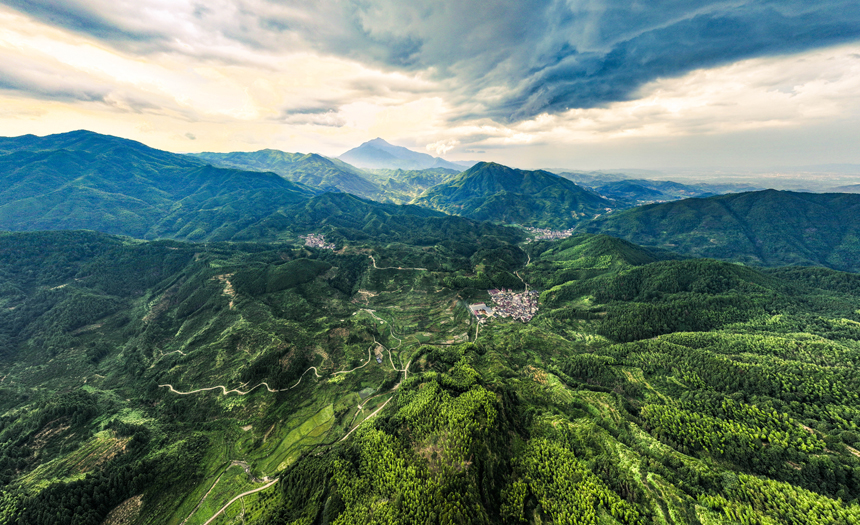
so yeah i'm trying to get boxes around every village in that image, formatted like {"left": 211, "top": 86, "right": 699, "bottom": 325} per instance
{"left": 301, "top": 233, "right": 335, "bottom": 250}
{"left": 524, "top": 226, "right": 575, "bottom": 241}
{"left": 469, "top": 287, "right": 540, "bottom": 324}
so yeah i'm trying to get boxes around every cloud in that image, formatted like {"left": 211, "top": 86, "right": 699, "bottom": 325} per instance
{"left": 2, "top": 0, "right": 860, "bottom": 170}
{"left": 426, "top": 139, "right": 458, "bottom": 156}
{"left": 0, "top": 52, "right": 111, "bottom": 102}
{"left": 0, "top": 0, "right": 169, "bottom": 46}
{"left": 185, "top": 132, "right": 196, "bottom": 139}
{"left": 282, "top": 110, "right": 346, "bottom": 127}
{"left": 5, "top": 1, "right": 859, "bottom": 124}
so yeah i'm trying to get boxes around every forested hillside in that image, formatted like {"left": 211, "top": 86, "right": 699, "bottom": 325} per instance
{"left": 413, "top": 162, "right": 618, "bottom": 228}
{"left": 191, "top": 150, "right": 383, "bottom": 199}
{"left": 1, "top": 228, "right": 859, "bottom": 525}
{"left": 578, "top": 189, "right": 860, "bottom": 272}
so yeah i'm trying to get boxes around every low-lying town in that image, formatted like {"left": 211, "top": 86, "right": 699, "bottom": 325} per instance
{"left": 469, "top": 287, "right": 540, "bottom": 324}
{"left": 524, "top": 226, "right": 575, "bottom": 241}
{"left": 301, "top": 233, "right": 335, "bottom": 250}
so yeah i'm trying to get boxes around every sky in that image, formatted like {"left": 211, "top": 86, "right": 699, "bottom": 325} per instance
{"left": 1, "top": 0, "right": 860, "bottom": 170}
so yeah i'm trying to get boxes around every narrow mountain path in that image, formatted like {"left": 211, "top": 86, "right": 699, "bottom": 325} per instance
{"left": 354, "top": 308, "right": 386, "bottom": 324}
{"left": 200, "top": 479, "right": 279, "bottom": 525}
{"left": 333, "top": 343, "right": 374, "bottom": 375}
{"left": 181, "top": 469, "right": 227, "bottom": 525}
{"left": 340, "top": 396, "right": 394, "bottom": 442}
{"left": 159, "top": 367, "right": 321, "bottom": 396}
{"left": 515, "top": 253, "right": 531, "bottom": 291}
{"left": 374, "top": 338, "right": 408, "bottom": 374}
{"left": 368, "top": 254, "right": 427, "bottom": 271}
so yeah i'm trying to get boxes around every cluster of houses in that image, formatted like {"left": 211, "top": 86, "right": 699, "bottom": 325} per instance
{"left": 524, "top": 227, "right": 575, "bottom": 241}
{"left": 469, "top": 288, "right": 540, "bottom": 323}
{"left": 301, "top": 233, "right": 335, "bottom": 250}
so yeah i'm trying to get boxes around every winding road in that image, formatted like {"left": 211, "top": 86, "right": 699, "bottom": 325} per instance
{"left": 333, "top": 343, "right": 374, "bottom": 375}
{"left": 200, "top": 479, "right": 279, "bottom": 525}
{"left": 159, "top": 367, "right": 321, "bottom": 396}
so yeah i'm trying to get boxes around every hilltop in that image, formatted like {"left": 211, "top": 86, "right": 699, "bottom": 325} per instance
{"left": 0, "top": 130, "right": 313, "bottom": 239}
{"left": 413, "top": 161, "right": 617, "bottom": 228}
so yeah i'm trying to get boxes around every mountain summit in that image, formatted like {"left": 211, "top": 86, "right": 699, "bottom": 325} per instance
{"left": 338, "top": 138, "right": 470, "bottom": 170}
{"left": 412, "top": 161, "right": 617, "bottom": 228}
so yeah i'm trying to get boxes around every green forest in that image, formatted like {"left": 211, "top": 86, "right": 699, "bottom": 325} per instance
{"left": 0, "top": 227, "right": 859, "bottom": 525}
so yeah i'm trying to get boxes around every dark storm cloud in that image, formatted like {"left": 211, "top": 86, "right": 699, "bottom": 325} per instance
{"left": 5, "top": 0, "right": 860, "bottom": 122}
{"left": 1, "top": 0, "right": 164, "bottom": 43}
{"left": 483, "top": 2, "right": 860, "bottom": 122}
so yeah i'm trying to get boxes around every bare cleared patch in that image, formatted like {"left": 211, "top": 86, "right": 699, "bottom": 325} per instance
{"left": 69, "top": 435, "right": 130, "bottom": 473}
{"left": 414, "top": 432, "right": 471, "bottom": 476}
{"left": 101, "top": 494, "right": 143, "bottom": 525}
{"left": 71, "top": 323, "right": 103, "bottom": 335}
{"left": 213, "top": 273, "right": 237, "bottom": 309}
{"left": 352, "top": 289, "right": 378, "bottom": 304}
{"left": 524, "top": 365, "right": 548, "bottom": 385}
{"left": 30, "top": 419, "right": 71, "bottom": 451}
{"left": 329, "top": 327, "right": 349, "bottom": 340}
{"left": 278, "top": 347, "right": 297, "bottom": 369}
{"left": 143, "top": 284, "right": 179, "bottom": 322}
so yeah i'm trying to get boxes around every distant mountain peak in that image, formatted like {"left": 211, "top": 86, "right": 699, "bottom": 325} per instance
{"left": 338, "top": 138, "right": 472, "bottom": 171}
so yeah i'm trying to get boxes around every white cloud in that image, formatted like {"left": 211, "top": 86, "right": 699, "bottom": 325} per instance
{"left": 426, "top": 139, "right": 458, "bottom": 156}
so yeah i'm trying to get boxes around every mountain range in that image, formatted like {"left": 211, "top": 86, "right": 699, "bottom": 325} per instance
{"left": 6, "top": 131, "right": 860, "bottom": 273}
{"left": 0, "top": 131, "right": 518, "bottom": 246}
{"left": 0, "top": 131, "right": 313, "bottom": 239}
